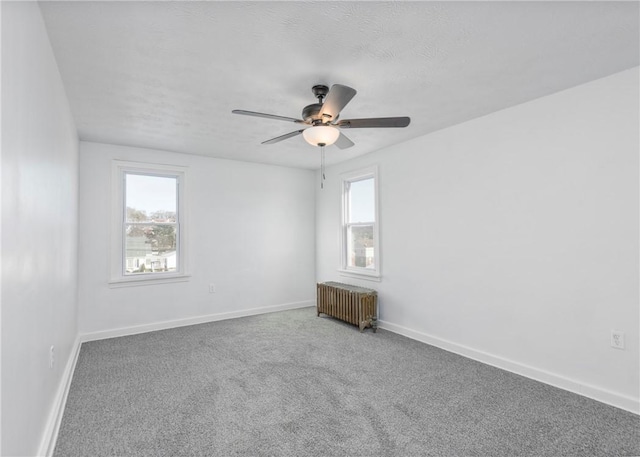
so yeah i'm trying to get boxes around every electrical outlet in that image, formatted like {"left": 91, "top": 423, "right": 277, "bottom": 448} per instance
{"left": 209, "top": 283, "right": 216, "bottom": 294}
{"left": 49, "top": 345, "right": 55, "bottom": 368}
{"left": 611, "top": 330, "right": 625, "bottom": 350}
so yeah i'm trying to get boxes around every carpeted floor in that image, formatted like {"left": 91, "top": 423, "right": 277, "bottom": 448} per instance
{"left": 54, "top": 307, "right": 639, "bottom": 456}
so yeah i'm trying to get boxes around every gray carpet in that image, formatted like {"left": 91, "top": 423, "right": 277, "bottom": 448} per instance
{"left": 54, "top": 307, "right": 639, "bottom": 456}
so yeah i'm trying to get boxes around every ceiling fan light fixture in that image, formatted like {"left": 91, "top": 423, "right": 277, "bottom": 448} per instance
{"left": 302, "top": 125, "right": 340, "bottom": 147}
{"left": 233, "top": 83, "right": 410, "bottom": 149}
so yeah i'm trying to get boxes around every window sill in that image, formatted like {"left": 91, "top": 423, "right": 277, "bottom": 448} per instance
{"left": 338, "top": 269, "right": 382, "bottom": 282}
{"left": 108, "top": 273, "right": 191, "bottom": 288}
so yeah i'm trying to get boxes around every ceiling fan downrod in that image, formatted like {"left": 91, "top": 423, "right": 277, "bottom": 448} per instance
{"left": 312, "top": 84, "right": 329, "bottom": 103}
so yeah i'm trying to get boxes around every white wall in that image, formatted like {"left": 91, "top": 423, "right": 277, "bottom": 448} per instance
{"left": 78, "top": 142, "right": 316, "bottom": 335}
{"left": 316, "top": 67, "right": 639, "bottom": 412}
{"left": 1, "top": 2, "right": 80, "bottom": 455}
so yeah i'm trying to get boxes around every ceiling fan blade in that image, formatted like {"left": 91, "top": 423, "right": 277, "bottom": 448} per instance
{"left": 233, "top": 110, "right": 304, "bottom": 124}
{"left": 334, "top": 132, "right": 354, "bottom": 150}
{"left": 319, "top": 84, "right": 357, "bottom": 122}
{"left": 261, "top": 129, "right": 305, "bottom": 145}
{"left": 337, "top": 117, "right": 411, "bottom": 129}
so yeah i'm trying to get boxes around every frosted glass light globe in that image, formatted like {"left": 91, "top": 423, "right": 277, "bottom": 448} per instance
{"left": 302, "top": 125, "right": 340, "bottom": 147}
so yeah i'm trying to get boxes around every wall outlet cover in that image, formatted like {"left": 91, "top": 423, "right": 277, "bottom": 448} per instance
{"left": 611, "top": 330, "right": 625, "bottom": 349}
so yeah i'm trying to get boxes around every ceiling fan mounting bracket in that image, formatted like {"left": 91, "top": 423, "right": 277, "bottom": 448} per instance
{"left": 311, "top": 84, "right": 329, "bottom": 102}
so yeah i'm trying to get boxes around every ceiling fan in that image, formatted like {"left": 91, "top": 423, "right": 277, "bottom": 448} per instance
{"left": 232, "top": 84, "right": 410, "bottom": 149}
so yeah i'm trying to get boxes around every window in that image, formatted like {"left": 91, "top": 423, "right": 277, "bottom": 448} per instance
{"left": 110, "top": 161, "right": 188, "bottom": 286}
{"left": 340, "top": 166, "right": 380, "bottom": 279}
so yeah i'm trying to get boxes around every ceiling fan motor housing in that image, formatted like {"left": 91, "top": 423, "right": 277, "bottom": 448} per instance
{"left": 302, "top": 103, "right": 323, "bottom": 123}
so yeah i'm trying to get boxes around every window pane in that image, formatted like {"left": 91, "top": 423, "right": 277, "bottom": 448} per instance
{"left": 125, "top": 224, "right": 177, "bottom": 274}
{"left": 125, "top": 174, "right": 177, "bottom": 223}
{"left": 347, "top": 225, "right": 374, "bottom": 268}
{"left": 348, "top": 178, "right": 375, "bottom": 223}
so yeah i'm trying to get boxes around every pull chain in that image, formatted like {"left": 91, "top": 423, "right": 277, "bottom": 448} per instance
{"left": 320, "top": 145, "right": 326, "bottom": 189}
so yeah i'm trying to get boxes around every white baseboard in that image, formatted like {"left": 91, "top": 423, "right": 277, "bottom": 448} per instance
{"left": 378, "top": 319, "right": 639, "bottom": 415}
{"left": 37, "top": 336, "right": 82, "bottom": 457}
{"left": 81, "top": 300, "right": 315, "bottom": 343}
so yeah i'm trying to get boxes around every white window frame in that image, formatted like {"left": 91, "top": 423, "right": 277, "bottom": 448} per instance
{"left": 339, "top": 165, "right": 381, "bottom": 281}
{"left": 109, "top": 160, "right": 189, "bottom": 287}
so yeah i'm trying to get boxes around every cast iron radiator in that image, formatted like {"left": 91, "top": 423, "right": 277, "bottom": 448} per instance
{"left": 316, "top": 281, "right": 378, "bottom": 332}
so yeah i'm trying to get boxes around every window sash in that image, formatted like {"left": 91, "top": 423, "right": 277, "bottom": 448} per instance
{"left": 340, "top": 166, "right": 380, "bottom": 278}
{"left": 122, "top": 172, "right": 180, "bottom": 277}
{"left": 110, "top": 161, "right": 188, "bottom": 286}
{"left": 345, "top": 223, "right": 375, "bottom": 269}
{"left": 122, "top": 222, "right": 180, "bottom": 276}
{"left": 123, "top": 171, "right": 179, "bottom": 222}
{"left": 124, "top": 222, "right": 177, "bottom": 227}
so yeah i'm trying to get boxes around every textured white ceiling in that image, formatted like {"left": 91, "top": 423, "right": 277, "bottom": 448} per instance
{"left": 39, "top": 1, "right": 639, "bottom": 169}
